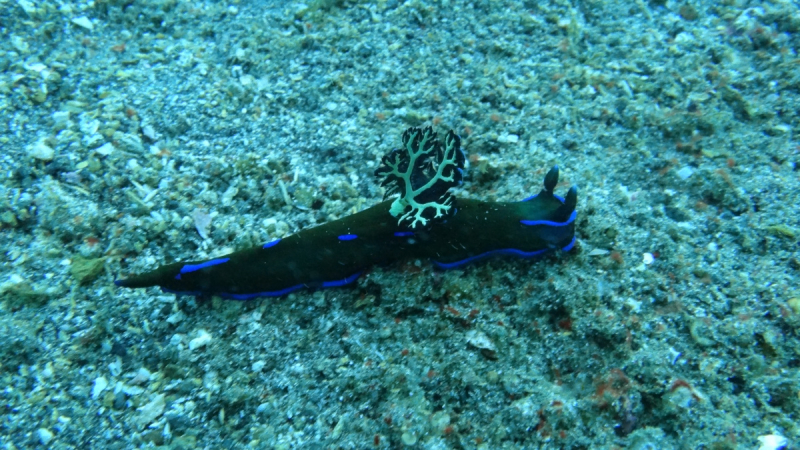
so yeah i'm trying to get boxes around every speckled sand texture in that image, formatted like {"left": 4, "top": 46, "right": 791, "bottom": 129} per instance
{"left": 1, "top": 0, "right": 799, "bottom": 448}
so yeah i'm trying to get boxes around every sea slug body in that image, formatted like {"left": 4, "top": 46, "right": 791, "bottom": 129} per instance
{"left": 115, "top": 126, "right": 578, "bottom": 300}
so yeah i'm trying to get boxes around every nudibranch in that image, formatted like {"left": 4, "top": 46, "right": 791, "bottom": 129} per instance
{"left": 115, "top": 127, "right": 577, "bottom": 300}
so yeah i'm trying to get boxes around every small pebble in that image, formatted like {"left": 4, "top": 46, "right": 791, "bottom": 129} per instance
{"left": 131, "top": 367, "right": 151, "bottom": 385}
{"left": 401, "top": 432, "right": 417, "bottom": 446}
{"left": 113, "top": 391, "right": 127, "bottom": 410}
{"left": 28, "top": 139, "right": 55, "bottom": 161}
{"left": 676, "top": 166, "right": 693, "bottom": 180}
{"left": 26, "top": 62, "right": 47, "bottom": 73}
{"left": 52, "top": 111, "right": 70, "bottom": 130}
{"left": 36, "top": 428, "right": 54, "bottom": 445}
{"left": 41, "top": 362, "right": 54, "bottom": 378}
{"left": 787, "top": 298, "right": 800, "bottom": 315}
{"left": 142, "top": 125, "right": 157, "bottom": 140}
{"left": 92, "top": 376, "right": 108, "bottom": 399}
{"left": 108, "top": 358, "right": 122, "bottom": 377}
{"left": 497, "top": 133, "right": 519, "bottom": 144}
{"left": 136, "top": 394, "right": 166, "bottom": 428}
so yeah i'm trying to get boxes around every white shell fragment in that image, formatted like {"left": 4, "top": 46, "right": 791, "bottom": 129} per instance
{"left": 497, "top": 133, "right": 519, "bottom": 144}
{"left": 193, "top": 209, "right": 212, "bottom": 240}
{"left": 465, "top": 330, "right": 496, "bottom": 351}
{"left": 189, "top": 329, "right": 212, "bottom": 350}
{"left": 71, "top": 16, "right": 94, "bottom": 30}
{"left": 757, "top": 435, "right": 788, "bottom": 450}
{"left": 642, "top": 253, "right": 655, "bottom": 265}
{"left": 95, "top": 142, "right": 115, "bottom": 156}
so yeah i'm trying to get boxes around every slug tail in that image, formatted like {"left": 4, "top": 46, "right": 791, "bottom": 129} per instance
{"left": 114, "top": 264, "right": 181, "bottom": 289}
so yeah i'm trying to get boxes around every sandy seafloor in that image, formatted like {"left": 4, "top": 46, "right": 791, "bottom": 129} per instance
{"left": 1, "top": 0, "right": 799, "bottom": 448}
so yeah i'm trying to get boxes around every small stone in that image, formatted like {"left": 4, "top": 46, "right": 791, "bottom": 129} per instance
{"left": 263, "top": 218, "right": 289, "bottom": 237}
{"left": 53, "top": 111, "right": 71, "bottom": 130}
{"left": 113, "top": 391, "right": 127, "bottom": 410}
{"left": 189, "top": 329, "right": 212, "bottom": 350}
{"left": 109, "top": 360, "right": 123, "bottom": 377}
{"left": 331, "top": 416, "right": 345, "bottom": 439}
{"left": 497, "top": 133, "right": 519, "bottom": 144}
{"left": 113, "top": 131, "right": 144, "bottom": 154}
{"left": 221, "top": 186, "right": 238, "bottom": 206}
{"left": 166, "top": 311, "right": 185, "bottom": 324}
{"left": 36, "top": 428, "right": 54, "bottom": 445}
{"left": 141, "top": 429, "right": 164, "bottom": 445}
{"left": 665, "top": 381, "right": 703, "bottom": 408}
{"left": 28, "top": 139, "right": 55, "bottom": 161}
{"left": 136, "top": 394, "right": 166, "bottom": 428}
{"left": 131, "top": 367, "right": 151, "bottom": 385}
{"left": 430, "top": 411, "right": 450, "bottom": 433}
{"left": 41, "top": 362, "right": 54, "bottom": 378}
{"left": 172, "top": 435, "right": 197, "bottom": 448}
{"left": 679, "top": 4, "right": 699, "bottom": 21}
{"left": 1, "top": 211, "right": 18, "bottom": 227}
{"left": 17, "top": 0, "right": 37, "bottom": 15}
{"left": 767, "top": 124, "right": 791, "bottom": 136}
{"left": 71, "top": 16, "right": 94, "bottom": 30}
{"left": 31, "top": 85, "right": 48, "bottom": 103}
{"left": 401, "top": 432, "right": 417, "bottom": 446}
{"left": 676, "top": 166, "right": 693, "bottom": 180}
{"left": 92, "top": 376, "right": 108, "bottom": 399}
{"left": 787, "top": 298, "right": 800, "bottom": 315}
{"left": 11, "top": 35, "right": 29, "bottom": 53}
{"left": 142, "top": 125, "right": 158, "bottom": 141}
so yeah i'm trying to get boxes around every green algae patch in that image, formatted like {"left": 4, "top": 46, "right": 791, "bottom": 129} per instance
{"left": 71, "top": 257, "right": 106, "bottom": 285}
{"left": 766, "top": 225, "right": 796, "bottom": 240}
{"left": 1, "top": 284, "right": 54, "bottom": 310}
